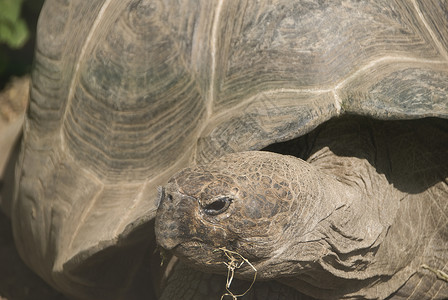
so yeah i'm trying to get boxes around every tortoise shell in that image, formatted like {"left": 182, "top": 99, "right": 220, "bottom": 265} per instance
{"left": 10, "top": 0, "right": 448, "bottom": 298}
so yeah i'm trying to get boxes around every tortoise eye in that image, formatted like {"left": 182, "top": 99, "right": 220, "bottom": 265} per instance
{"left": 202, "top": 196, "right": 232, "bottom": 216}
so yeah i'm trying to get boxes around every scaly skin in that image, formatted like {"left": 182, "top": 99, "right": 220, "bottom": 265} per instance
{"left": 155, "top": 118, "right": 448, "bottom": 299}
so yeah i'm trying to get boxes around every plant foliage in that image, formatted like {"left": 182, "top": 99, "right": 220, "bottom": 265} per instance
{"left": 0, "top": 0, "right": 29, "bottom": 49}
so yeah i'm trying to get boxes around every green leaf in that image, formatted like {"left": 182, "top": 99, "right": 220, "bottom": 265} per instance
{"left": 0, "top": 0, "right": 29, "bottom": 48}
{"left": 0, "top": 0, "right": 23, "bottom": 22}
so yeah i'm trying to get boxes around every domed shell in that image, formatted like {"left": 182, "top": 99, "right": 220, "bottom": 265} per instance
{"left": 12, "top": 0, "right": 448, "bottom": 298}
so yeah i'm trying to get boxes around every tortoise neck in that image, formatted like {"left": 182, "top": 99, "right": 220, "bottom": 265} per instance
{"left": 270, "top": 162, "right": 400, "bottom": 299}
{"left": 280, "top": 146, "right": 406, "bottom": 298}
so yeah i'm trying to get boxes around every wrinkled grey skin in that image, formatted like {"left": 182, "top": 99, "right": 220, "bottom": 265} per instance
{"left": 156, "top": 118, "right": 448, "bottom": 299}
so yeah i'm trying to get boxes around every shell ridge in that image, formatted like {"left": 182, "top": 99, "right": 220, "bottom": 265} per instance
{"left": 333, "top": 55, "right": 447, "bottom": 91}
{"left": 411, "top": 0, "right": 448, "bottom": 62}
{"left": 60, "top": 0, "right": 118, "bottom": 149}
{"left": 65, "top": 184, "right": 105, "bottom": 253}
{"left": 114, "top": 182, "right": 147, "bottom": 236}
{"left": 206, "top": 0, "right": 224, "bottom": 119}
{"left": 204, "top": 55, "right": 446, "bottom": 133}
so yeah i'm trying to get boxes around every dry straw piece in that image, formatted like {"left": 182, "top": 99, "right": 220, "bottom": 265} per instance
{"left": 216, "top": 247, "right": 257, "bottom": 300}
{"left": 421, "top": 264, "right": 448, "bottom": 282}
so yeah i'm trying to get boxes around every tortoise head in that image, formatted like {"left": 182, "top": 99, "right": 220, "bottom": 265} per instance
{"left": 155, "top": 151, "right": 333, "bottom": 278}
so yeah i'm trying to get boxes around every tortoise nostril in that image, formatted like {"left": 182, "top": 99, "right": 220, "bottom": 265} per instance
{"left": 203, "top": 196, "right": 232, "bottom": 215}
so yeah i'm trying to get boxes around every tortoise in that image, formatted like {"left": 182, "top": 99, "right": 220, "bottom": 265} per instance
{"left": 155, "top": 118, "right": 448, "bottom": 299}
{"left": 3, "top": 0, "right": 447, "bottom": 299}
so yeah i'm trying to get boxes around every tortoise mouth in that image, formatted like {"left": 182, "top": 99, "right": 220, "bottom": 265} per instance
{"left": 175, "top": 240, "right": 207, "bottom": 251}
{"left": 173, "top": 239, "right": 217, "bottom": 257}
{"left": 171, "top": 241, "right": 230, "bottom": 270}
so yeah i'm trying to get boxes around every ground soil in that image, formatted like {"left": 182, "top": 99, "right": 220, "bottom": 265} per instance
{"left": 0, "top": 210, "right": 67, "bottom": 300}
